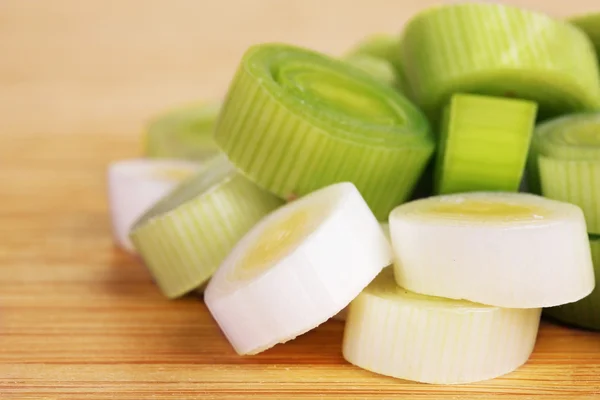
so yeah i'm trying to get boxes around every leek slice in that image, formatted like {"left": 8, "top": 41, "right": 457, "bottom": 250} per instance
{"left": 532, "top": 112, "right": 600, "bottom": 233}
{"left": 570, "top": 13, "right": 600, "bottom": 58}
{"left": 390, "top": 192, "right": 595, "bottom": 308}
{"left": 343, "top": 54, "right": 397, "bottom": 87}
{"left": 343, "top": 269, "right": 542, "bottom": 384}
{"left": 545, "top": 236, "right": 600, "bottom": 330}
{"left": 129, "top": 155, "right": 284, "bottom": 299}
{"left": 204, "top": 183, "right": 391, "bottom": 355}
{"left": 107, "top": 159, "right": 200, "bottom": 252}
{"left": 435, "top": 93, "right": 537, "bottom": 194}
{"left": 144, "top": 101, "right": 221, "bottom": 160}
{"left": 213, "top": 43, "right": 434, "bottom": 220}
{"left": 401, "top": 3, "right": 600, "bottom": 120}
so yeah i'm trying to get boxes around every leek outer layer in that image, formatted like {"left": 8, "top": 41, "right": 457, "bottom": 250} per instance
{"left": 342, "top": 269, "right": 541, "bottom": 384}
{"left": 435, "top": 93, "right": 537, "bottom": 194}
{"left": 389, "top": 192, "right": 595, "bottom": 308}
{"left": 213, "top": 43, "right": 434, "bottom": 220}
{"left": 532, "top": 112, "right": 600, "bottom": 234}
{"left": 144, "top": 101, "right": 221, "bottom": 160}
{"left": 107, "top": 159, "right": 201, "bottom": 252}
{"left": 545, "top": 236, "right": 600, "bottom": 330}
{"left": 401, "top": 3, "right": 600, "bottom": 121}
{"left": 205, "top": 183, "right": 392, "bottom": 355}
{"left": 129, "top": 156, "right": 284, "bottom": 299}
{"left": 570, "top": 13, "right": 600, "bottom": 58}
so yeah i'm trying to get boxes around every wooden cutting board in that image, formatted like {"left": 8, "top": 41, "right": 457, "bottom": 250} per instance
{"left": 1, "top": 1, "right": 599, "bottom": 398}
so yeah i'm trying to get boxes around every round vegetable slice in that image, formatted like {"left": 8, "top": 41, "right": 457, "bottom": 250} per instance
{"left": 144, "top": 101, "right": 221, "bottom": 160}
{"left": 545, "top": 236, "right": 600, "bottom": 330}
{"left": 389, "top": 192, "right": 594, "bottom": 308}
{"left": 204, "top": 182, "right": 391, "bottom": 355}
{"left": 342, "top": 269, "right": 542, "bottom": 384}
{"left": 401, "top": 3, "right": 600, "bottom": 121}
{"left": 434, "top": 93, "right": 537, "bottom": 194}
{"left": 530, "top": 113, "right": 600, "bottom": 234}
{"left": 107, "top": 159, "right": 201, "bottom": 253}
{"left": 213, "top": 43, "right": 434, "bottom": 220}
{"left": 129, "top": 155, "right": 284, "bottom": 299}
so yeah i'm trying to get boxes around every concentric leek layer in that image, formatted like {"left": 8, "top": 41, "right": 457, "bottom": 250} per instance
{"left": 214, "top": 43, "right": 434, "bottom": 220}
{"left": 129, "top": 156, "right": 284, "bottom": 298}
{"left": 570, "top": 13, "right": 600, "bottom": 57}
{"left": 401, "top": 3, "right": 600, "bottom": 120}
{"left": 342, "top": 269, "right": 541, "bottom": 384}
{"left": 545, "top": 237, "right": 600, "bottom": 330}
{"left": 532, "top": 113, "right": 600, "bottom": 233}
{"left": 144, "top": 101, "right": 221, "bottom": 160}
{"left": 389, "top": 192, "right": 595, "bottom": 308}
{"left": 435, "top": 93, "right": 537, "bottom": 194}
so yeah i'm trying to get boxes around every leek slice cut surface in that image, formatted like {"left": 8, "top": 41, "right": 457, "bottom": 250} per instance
{"left": 545, "top": 236, "right": 600, "bottom": 330}
{"left": 570, "top": 13, "right": 600, "bottom": 57}
{"left": 204, "top": 182, "right": 392, "bottom": 355}
{"left": 435, "top": 94, "right": 537, "bottom": 194}
{"left": 129, "top": 155, "right": 284, "bottom": 299}
{"left": 213, "top": 43, "right": 434, "bottom": 220}
{"left": 343, "top": 269, "right": 542, "bottom": 384}
{"left": 401, "top": 3, "right": 600, "bottom": 120}
{"left": 107, "top": 159, "right": 200, "bottom": 252}
{"left": 144, "top": 101, "right": 221, "bottom": 160}
{"left": 389, "top": 192, "right": 594, "bottom": 308}
{"left": 531, "top": 113, "right": 600, "bottom": 233}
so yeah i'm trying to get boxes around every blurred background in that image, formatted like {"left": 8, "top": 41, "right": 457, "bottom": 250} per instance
{"left": 1, "top": 0, "right": 596, "bottom": 145}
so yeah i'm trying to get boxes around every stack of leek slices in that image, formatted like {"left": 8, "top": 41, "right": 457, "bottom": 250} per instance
{"left": 105, "top": 2, "right": 600, "bottom": 386}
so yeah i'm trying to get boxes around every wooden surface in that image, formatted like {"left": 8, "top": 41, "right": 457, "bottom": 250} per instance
{"left": 2, "top": 1, "right": 600, "bottom": 398}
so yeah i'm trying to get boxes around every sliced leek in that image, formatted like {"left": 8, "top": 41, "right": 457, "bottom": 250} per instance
{"left": 144, "top": 101, "right": 221, "bottom": 160}
{"left": 435, "top": 94, "right": 537, "bottom": 194}
{"left": 107, "top": 159, "right": 200, "bottom": 252}
{"left": 401, "top": 3, "right": 600, "bottom": 120}
{"left": 204, "top": 183, "right": 391, "bottom": 355}
{"left": 129, "top": 155, "right": 284, "bottom": 299}
{"left": 344, "top": 33, "right": 406, "bottom": 92}
{"left": 390, "top": 192, "right": 595, "bottom": 308}
{"left": 545, "top": 236, "right": 600, "bottom": 331}
{"left": 333, "top": 222, "right": 391, "bottom": 322}
{"left": 531, "top": 113, "right": 600, "bottom": 234}
{"left": 343, "top": 269, "right": 542, "bottom": 384}
{"left": 570, "top": 13, "right": 600, "bottom": 58}
{"left": 343, "top": 54, "right": 397, "bottom": 87}
{"left": 213, "top": 43, "right": 434, "bottom": 220}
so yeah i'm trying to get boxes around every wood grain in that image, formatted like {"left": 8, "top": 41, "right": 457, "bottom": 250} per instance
{"left": 1, "top": 1, "right": 600, "bottom": 398}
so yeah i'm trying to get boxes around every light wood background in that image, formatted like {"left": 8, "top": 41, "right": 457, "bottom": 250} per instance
{"left": 1, "top": 1, "right": 600, "bottom": 399}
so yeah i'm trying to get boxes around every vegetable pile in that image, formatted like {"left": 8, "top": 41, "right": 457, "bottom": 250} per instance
{"left": 107, "top": 3, "right": 600, "bottom": 384}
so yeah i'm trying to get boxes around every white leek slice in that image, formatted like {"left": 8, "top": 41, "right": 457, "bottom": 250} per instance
{"left": 129, "top": 155, "right": 283, "bottom": 299}
{"left": 107, "top": 159, "right": 200, "bottom": 252}
{"left": 343, "top": 269, "right": 542, "bottom": 384}
{"left": 390, "top": 192, "right": 595, "bottom": 308}
{"left": 333, "top": 222, "right": 391, "bottom": 322}
{"left": 205, "top": 182, "right": 391, "bottom": 355}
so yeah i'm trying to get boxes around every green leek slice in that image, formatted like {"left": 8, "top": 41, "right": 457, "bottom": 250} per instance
{"left": 401, "top": 3, "right": 600, "bottom": 121}
{"left": 545, "top": 236, "right": 600, "bottom": 330}
{"left": 144, "top": 101, "right": 221, "bottom": 160}
{"left": 342, "top": 269, "right": 541, "bottom": 384}
{"left": 532, "top": 112, "right": 600, "bottom": 233}
{"left": 214, "top": 43, "right": 434, "bottom": 220}
{"left": 129, "top": 155, "right": 284, "bottom": 298}
{"left": 569, "top": 13, "right": 600, "bottom": 58}
{"left": 434, "top": 93, "right": 537, "bottom": 194}
{"left": 343, "top": 54, "right": 397, "bottom": 87}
